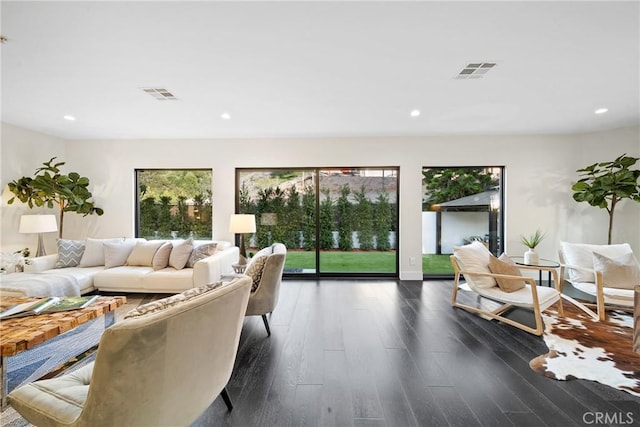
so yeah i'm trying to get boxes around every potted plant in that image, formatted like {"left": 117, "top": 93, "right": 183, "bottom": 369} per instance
{"left": 521, "top": 229, "right": 545, "bottom": 265}
{"left": 572, "top": 154, "right": 640, "bottom": 244}
{"left": 7, "top": 157, "right": 104, "bottom": 238}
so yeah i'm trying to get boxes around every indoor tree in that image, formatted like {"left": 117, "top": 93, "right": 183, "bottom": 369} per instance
{"left": 572, "top": 154, "right": 640, "bottom": 244}
{"left": 7, "top": 157, "right": 104, "bottom": 238}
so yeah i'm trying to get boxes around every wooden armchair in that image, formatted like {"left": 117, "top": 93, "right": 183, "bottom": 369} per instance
{"left": 451, "top": 241, "right": 562, "bottom": 336}
{"left": 558, "top": 241, "right": 638, "bottom": 321}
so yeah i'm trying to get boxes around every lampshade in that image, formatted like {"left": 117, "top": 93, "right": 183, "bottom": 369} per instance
{"left": 19, "top": 215, "right": 58, "bottom": 234}
{"left": 229, "top": 214, "right": 256, "bottom": 234}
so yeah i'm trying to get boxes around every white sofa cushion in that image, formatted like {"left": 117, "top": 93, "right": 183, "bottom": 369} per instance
{"left": 560, "top": 241, "right": 633, "bottom": 283}
{"left": 104, "top": 240, "right": 136, "bottom": 268}
{"left": 127, "top": 241, "right": 164, "bottom": 266}
{"left": 80, "top": 238, "right": 124, "bottom": 267}
{"left": 453, "top": 241, "right": 497, "bottom": 289}
{"left": 42, "top": 266, "right": 104, "bottom": 294}
{"left": 169, "top": 239, "right": 194, "bottom": 270}
{"left": 592, "top": 251, "right": 640, "bottom": 290}
{"left": 572, "top": 281, "right": 635, "bottom": 306}
{"left": 143, "top": 268, "right": 194, "bottom": 292}
{"left": 477, "top": 283, "right": 559, "bottom": 310}
{"left": 152, "top": 242, "right": 172, "bottom": 270}
{"left": 186, "top": 243, "right": 217, "bottom": 268}
{"left": 93, "top": 266, "right": 153, "bottom": 290}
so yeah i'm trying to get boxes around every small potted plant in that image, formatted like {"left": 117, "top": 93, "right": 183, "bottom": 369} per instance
{"left": 520, "top": 229, "right": 545, "bottom": 265}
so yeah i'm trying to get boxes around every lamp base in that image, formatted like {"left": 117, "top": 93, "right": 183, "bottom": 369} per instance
{"left": 36, "top": 233, "right": 47, "bottom": 257}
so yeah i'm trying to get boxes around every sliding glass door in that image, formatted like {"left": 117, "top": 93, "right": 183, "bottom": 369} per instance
{"left": 237, "top": 167, "right": 398, "bottom": 277}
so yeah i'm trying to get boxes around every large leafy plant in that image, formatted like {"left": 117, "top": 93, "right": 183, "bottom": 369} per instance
{"left": 572, "top": 154, "right": 640, "bottom": 244}
{"left": 7, "top": 157, "right": 104, "bottom": 238}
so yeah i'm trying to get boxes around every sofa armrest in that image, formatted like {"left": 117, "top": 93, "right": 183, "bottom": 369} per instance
{"left": 23, "top": 254, "right": 57, "bottom": 273}
{"left": 193, "top": 246, "right": 240, "bottom": 286}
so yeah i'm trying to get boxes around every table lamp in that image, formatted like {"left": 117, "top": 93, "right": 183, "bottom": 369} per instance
{"left": 19, "top": 214, "right": 58, "bottom": 257}
{"left": 229, "top": 214, "right": 256, "bottom": 265}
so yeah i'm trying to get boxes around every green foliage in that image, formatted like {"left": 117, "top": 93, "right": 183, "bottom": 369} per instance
{"left": 301, "top": 186, "right": 316, "bottom": 250}
{"left": 238, "top": 182, "right": 253, "bottom": 213}
{"left": 237, "top": 172, "right": 397, "bottom": 253}
{"left": 336, "top": 185, "right": 353, "bottom": 251}
{"left": 282, "top": 186, "right": 302, "bottom": 249}
{"left": 7, "top": 157, "right": 104, "bottom": 238}
{"left": 520, "top": 229, "right": 545, "bottom": 249}
{"left": 319, "top": 189, "right": 335, "bottom": 250}
{"left": 374, "top": 192, "right": 392, "bottom": 251}
{"left": 422, "top": 167, "right": 497, "bottom": 210}
{"left": 354, "top": 186, "right": 374, "bottom": 250}
{"left": 572, "top": 154, "right": 640, "bottom": 244}
{"left": 137, "top": 170, "right": 211, "bottom": 201}
{"left": 138, "top": 171, "right": 212, "bottom": 239}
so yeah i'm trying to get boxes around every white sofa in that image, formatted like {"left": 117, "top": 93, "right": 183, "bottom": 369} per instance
{"left": 0, "top": 238, "right": 239, "bottom": 297}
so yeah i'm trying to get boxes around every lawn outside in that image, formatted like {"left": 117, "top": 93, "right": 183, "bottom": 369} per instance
{"left": 278, "top": 250, "right": 453, "bottom": 275}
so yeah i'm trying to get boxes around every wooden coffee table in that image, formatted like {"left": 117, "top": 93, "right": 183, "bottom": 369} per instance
{"left": 0, "top": 295, "right": 126, "bottom": 409}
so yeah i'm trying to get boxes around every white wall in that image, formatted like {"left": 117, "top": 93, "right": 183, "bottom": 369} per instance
{"left": 440, "top": 212, "right": 489, "bottom": 254}
{"left": 1, "top": 124, "right": 66, "bottom": 254}
{"left": 2, "top": 123, "right": 639, "bottom": 279}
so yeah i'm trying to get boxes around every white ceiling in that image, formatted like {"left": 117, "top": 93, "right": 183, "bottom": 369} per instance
{"left": 1, "top": 1, "right": 639, "bottom": 140}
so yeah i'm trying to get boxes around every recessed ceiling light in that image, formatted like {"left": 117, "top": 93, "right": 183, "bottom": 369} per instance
{"left": 221, "top": 112, "right": 231, "bottom": 120}
{"left": 410, "top": 110, "right": 421, "bottom": 118}
{"left": 63, "top": 115, "right": 76, "bottom": 121}
{"left": 594, "top": 108, "right": 609, "bottom": 115}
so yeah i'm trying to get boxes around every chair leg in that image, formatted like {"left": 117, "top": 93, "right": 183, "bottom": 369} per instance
{"left": 221, "top": 387, "right": 233, "bottom": 411}
{"left": 261, "top": 314, "right": 271, "bottom": 336}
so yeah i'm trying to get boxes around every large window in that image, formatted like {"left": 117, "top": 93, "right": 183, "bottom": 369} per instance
{"left": 237, "top": 168, "right": 398, "bottom": 276}
{"left": 422, "top": 166, "right": 504, "bottom": 277}
{"left": 135, "top": 169, "right": 212, "bottom": 239}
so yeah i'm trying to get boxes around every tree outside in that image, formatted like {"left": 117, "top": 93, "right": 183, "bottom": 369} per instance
{"left": 136, "top": 169, "right": 212, "bottom": 239}
{"left": 237, "top": 169, "right": 398, "bottom": 274}
{"left": 422, "top": 167, "right": 498, "bottom": 210}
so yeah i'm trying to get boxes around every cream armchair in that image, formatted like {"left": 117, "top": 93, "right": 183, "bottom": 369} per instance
{"left": 8, "top": 276, "right": 252, "bottom": 427}
{"left": 245, "top": 243, "right": 287, "bottom": 336}
{"left": 559, "top": 241, "right": 639, "bottom": 321}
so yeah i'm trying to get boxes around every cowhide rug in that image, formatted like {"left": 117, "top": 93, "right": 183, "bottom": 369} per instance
{"left": 530, "top": 302, "right": 640, "bottom": 396}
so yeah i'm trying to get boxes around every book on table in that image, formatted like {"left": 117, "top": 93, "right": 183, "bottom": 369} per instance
{"left": 0, "top": 295, "right": 100, "bottom": 319}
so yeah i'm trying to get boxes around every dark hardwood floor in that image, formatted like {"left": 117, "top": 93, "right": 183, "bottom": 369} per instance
{"left": 193, "top": 279, "right": 640, "bottom": 427}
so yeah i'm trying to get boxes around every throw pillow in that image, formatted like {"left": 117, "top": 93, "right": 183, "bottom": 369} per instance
{"left": 186, "top": 243, "right": 217, "bottom": 268}
{"left": 152, "top": 241, "right": 172, "bottom": 270}
{"left": 104, "top": 240, "right": 136, "bottom": 269}
{"left": 126, "top": 241, "right": 165, "bottom": 267}
{"left": 488, "top": 254, "right": 526, "bottom": 293}
{"left": 123, "top": 281, "right": 223, "bottom": 318}
{"left": 452, "top": 241, "right": 497, "bottom": 289}
{"left": 560, "top": 241, "right": 633, "bottom": 283}
{"left": 592, "top": 251, "right": 640, "bottom": 290}
{"left": 245, "top": 255, "right": 268, "bottom": 292}
{"left": 169, "top": 238, "right": 194, "bottom": 270}
{"left": 80, "top": 238, "right": 127, "bottom": 267}
{"left": 55, "top": 239, "right": 85, "bottom": 268}
{"left": 245, "top": 245, "right": 273, "bottom": 272}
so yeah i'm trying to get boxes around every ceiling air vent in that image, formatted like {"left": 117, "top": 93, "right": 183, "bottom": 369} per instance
{"left": 454, "top": 62, "right": 496, "bottom": 79}
{"left": 140, "top": 87, "right": 178, "bottom": 100}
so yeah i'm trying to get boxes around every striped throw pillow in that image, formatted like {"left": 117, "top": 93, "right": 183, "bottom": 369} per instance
{"left": 55, "top": 239, "right": 86, "bottom": 268}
